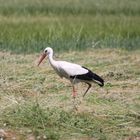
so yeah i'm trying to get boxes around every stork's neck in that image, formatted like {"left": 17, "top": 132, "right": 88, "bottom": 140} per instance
{"left": 48, "top": 52, "right": 57, "bottom": 67}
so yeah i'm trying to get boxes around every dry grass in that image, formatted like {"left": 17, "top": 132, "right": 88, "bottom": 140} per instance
{"left": 0, "top": 48, "right": 140, "bottom": 139}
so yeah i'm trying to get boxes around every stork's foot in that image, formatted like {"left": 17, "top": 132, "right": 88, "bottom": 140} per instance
{"left": 72, "top": 97, "right": 78, "bottom": 111}
{"left": 72, "top": 94, "right": 76, "bottom": 98}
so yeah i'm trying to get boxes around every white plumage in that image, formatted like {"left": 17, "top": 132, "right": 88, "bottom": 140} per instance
{"left": 55, "top": 61, "right": 88, "bottom": 77}
{"left": 38, "top": 47, "right": 104, "bottom": 97}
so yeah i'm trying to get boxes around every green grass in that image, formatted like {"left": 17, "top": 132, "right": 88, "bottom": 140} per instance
{"left": 0, "top": 15, "right": 139, "bottom": 53}
{"left": 0, "top": 0, "right": 140, "bottom": 139}
{"left": 0, "top": 0, "right": 140, "bottom": 53}
{"left": 0, "top": 49, "right": 140, "bottom": 139}
{"left": 3, "top": 102, "right": 139, "bottom": 139}
{"left": 0, "top": 0, "right": 140, "bottom": 16}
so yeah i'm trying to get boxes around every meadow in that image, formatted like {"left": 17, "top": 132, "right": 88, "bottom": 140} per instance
{"left": 0, "top": 49, "right": 140, "bottom": 139}
{"left": 0, "top": 0, "right": 140, "bottom": 53}
{"left": 0, "top": 0, "right": 140, "bottom": 139}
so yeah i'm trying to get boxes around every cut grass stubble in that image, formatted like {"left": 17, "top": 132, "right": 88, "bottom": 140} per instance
{"left": 0, "top": 49, "right": 140, "bottom": 139}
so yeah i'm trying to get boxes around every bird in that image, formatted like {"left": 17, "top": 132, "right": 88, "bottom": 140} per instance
{"left": 38, "top": 47, "right": 104, "bottom": 98}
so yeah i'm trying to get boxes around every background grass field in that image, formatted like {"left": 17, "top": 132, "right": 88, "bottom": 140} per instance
{"left": 0, "top": 0, "right": 140, "bottom": 53}
{"left": 0, "top": 0, "right": 140, "bottom": 139}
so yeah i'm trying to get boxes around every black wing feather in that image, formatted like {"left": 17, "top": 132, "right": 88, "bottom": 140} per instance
{"left": 70, "top": 66, "right": 104, "bottom": 87}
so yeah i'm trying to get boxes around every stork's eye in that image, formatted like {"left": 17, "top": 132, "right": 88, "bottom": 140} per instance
{"left": 45, "top": 50, "right": 48, "bottom": 53}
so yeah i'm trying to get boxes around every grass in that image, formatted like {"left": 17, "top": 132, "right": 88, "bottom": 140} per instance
{"left": 0, "top": 0, "right": 140, "bottom": 53}
{"left": 0, "top": 0, "right": 140, "bottom": 16}
{"left": 0, "top": 15, "right": 139, "bottom": 53}
{"left": 0, "top": 0, "right": 140, "bottom": 139}
{"left": 0, "top": 49, "right": 140, "bottom": 139}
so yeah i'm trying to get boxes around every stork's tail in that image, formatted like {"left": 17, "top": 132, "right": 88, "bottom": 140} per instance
{"left": 92, "top": 73, "right": 104, "bottom": 87}
{"left": 81, "top": 66, "right": 104, "bottom": 87}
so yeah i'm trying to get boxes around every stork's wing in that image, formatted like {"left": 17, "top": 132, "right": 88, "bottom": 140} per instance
{"left": 58, "top": 61, "right": 88, "bottom": 77}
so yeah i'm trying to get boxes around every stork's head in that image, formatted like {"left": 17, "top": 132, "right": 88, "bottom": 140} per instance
{"left": 44, "top": 47, "right": 53, "bottom": 55}
{"left": 38, "top": 47, "right": 53, "bottom": 66}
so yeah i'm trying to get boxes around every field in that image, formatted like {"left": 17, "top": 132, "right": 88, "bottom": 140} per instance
{"left": 0, "top": 49, "right": 140, "bottom": 139}
{"left": 0, "top": 0, "right": 140, "bottom": 53}
{"left": 0, "top": 0, "right": 140, "bottom": 140}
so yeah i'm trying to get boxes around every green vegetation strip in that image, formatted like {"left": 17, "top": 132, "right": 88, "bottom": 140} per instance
{"left": 0, "top": 0, "right": 140, "bottom": 53}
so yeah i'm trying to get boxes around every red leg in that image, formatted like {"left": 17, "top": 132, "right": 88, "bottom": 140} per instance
{"left": 72, "top": 86, "right": 77, "bottom": 98}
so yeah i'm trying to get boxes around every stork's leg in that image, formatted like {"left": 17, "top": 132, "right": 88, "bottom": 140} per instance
{"left": 83, "top": 83, "right": 91, "bottom": 97}
{"left": 71, "top": 85, "right": 78, "bottom": 110}
{"left": 72, "top": 85, "right": 77, "bottom": 98}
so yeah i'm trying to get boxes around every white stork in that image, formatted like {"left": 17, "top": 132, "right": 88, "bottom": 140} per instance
{"left": 38, "top": 47, "right": 104, "bottom": 98}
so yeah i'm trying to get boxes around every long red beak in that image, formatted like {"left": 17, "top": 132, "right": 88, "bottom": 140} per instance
{"left": 38, "top": 53, "right": 47, "bottom": 66}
